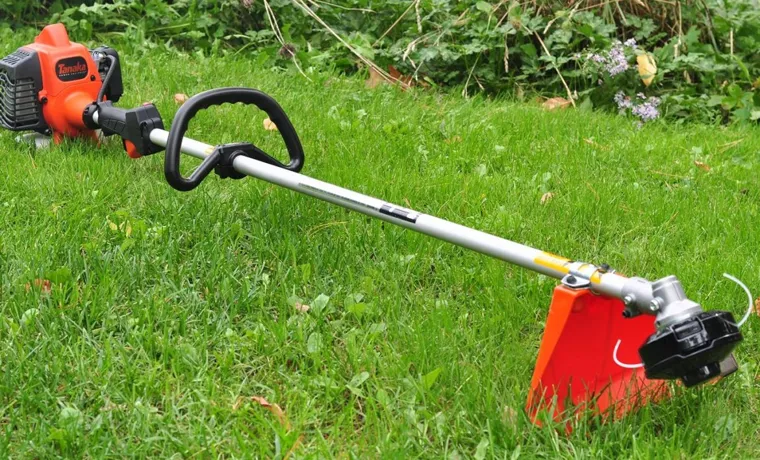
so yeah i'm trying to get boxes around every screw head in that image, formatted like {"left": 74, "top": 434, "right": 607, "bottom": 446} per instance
{"left": 649, "top": 299, "right": 661, "bottom": 312}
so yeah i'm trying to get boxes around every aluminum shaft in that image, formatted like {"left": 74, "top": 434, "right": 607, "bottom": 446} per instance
{"left": 143, "top": 127, "right": 634, "bottom": 301}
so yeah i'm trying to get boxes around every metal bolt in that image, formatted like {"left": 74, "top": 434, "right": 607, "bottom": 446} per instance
{"left": 649, "top": 299, "right": 661, "bottom": 312}
{"left": 623, "top": 294, "right": 635, "bottom": 306}
{"left": 40, "top": 96, "right": 48, "bottom": 104}
{"left": 90, "top": 75, "right": 96, "bottom": 81}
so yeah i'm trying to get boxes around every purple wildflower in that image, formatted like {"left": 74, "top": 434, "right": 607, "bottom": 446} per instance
{"left": 616, "top": 92, "right": 661, "bottom": 123}
{"left": 614, "top": 91, "right": 632, "bottom": 110}
{"left": 632, "top": 102, "right": 660, "bottom": 122}
{"left": 606, "top": 42, "right": 629, "bottom": 76}
{"left": 587, "top": 42, "right": 630, "bottom": 77}
{"left": 623, "top": 38, "right": 637, "bottom": 49}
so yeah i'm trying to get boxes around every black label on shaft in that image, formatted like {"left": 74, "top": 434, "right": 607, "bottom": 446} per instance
{"left": 379, "top": 204, "right": 418, "bottom": 223}
{"left": 55, "top": 56, "right": 89, "bottom": 81}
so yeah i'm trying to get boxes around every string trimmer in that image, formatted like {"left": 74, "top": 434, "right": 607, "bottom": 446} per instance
{"left": 1, "top": 24, "right": 749, "bottom": 421}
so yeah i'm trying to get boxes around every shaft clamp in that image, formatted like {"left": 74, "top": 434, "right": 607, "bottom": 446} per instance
{"left": 213, "top": 142, "right": 269, "bottom": 180}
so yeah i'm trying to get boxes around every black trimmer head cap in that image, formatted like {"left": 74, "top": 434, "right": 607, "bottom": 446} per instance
{"left": 639, "top": 310, "right": 742, "bottom": 387}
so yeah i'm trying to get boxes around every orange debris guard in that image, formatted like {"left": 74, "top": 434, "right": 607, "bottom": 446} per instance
{"left": 526, "top": 285, "right": 668, "bottom": 422}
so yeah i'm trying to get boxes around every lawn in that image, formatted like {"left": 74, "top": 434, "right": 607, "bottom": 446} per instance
{"left": 1, "top": 30, "right": 759, "bottom": 458}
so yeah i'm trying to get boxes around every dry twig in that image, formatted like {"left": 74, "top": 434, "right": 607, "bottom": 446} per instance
{"left": 263, "top": 0, "right": 311, "bottom": 81}
{"left": 533, "top": 31, "right": 576, "bottom": 108}
{"left": 373, "top": 0, "right": 416, "bottom": 46}
{"left": 293, "top": 0, "right": 409, "bottom": 88}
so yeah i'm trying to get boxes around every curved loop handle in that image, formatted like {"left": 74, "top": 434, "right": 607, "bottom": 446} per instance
{"left": 164, "top": 87, "right": 305, "bottom": 191}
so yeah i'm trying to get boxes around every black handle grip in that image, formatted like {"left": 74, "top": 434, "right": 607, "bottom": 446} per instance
{"left": 164, "top": 87, "right": 305, "bottom": 192}
{"left": 93, "top": 102, "right": 127, "bottom": 137}
{"left": 83, "top": 101, "right": 165, "bottom": 158}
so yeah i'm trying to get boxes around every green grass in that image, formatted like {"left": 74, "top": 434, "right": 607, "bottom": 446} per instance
{"left": 1, "top": 32, "right": 759, "bottom": 458}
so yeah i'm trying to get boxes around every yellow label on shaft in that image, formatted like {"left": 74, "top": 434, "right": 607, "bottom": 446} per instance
{"left": 534, "top": 252, "right": 571, "bottom": 274}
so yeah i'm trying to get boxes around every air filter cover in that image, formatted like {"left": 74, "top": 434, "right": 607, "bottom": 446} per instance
{"left": 0, "top": 48, "right": 47, "bottom": 133}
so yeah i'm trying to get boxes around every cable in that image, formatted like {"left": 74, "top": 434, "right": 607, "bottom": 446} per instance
{"left": 96, "top": 54, "right": 117, "bottom": 103}
{"left": 723, "top": 273, "right": 754, "bottom": 327}
{"left": 612, "top": 339, "right": 645, "bottom": 369}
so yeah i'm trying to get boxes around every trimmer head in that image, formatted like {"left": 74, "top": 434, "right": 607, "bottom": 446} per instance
{"left": 640, "top": 310, "right": 742, "bottom": 387}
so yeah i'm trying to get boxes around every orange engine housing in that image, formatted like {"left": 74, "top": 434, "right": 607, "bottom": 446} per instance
{"left": 23, "top": 24, "right": 104, "bottom": 143}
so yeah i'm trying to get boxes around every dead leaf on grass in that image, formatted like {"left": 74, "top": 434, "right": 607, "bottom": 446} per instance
{"left": 25, "top": 279, "right": 51, "bottom": 294}
{"left": 755, "top": 297, "right": 760, "bottom": 317}
{"left": 366, "top": 65, "right": 417, "bottom": 90}
{"left": 584, "top": 138, "right": 610, "bottom": 151}
{"left": 540, "top": 192, "right": 555, "bottom": 204}
{"left": 365, "top": 66, "right": 386, "bottom": 89}
{"left": 388, "top": 65, "right": 414, "bottom": 87}
{"left": 694, "top": 160, "right": 711, "bottom": 172}
{"left": 233, "top": 396, "right": 290, "bottom": 430}
{"left": 263, "top": 118, "right": 278, "bottom": 131}
{"left": 542, "top": 97, "right": 572, "bottom": 111}
{"left": 174, "top": 93, "right": 189, "bottom": 105}
{"left": 294, "top": 302, "right": 310, "bottom": 313}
